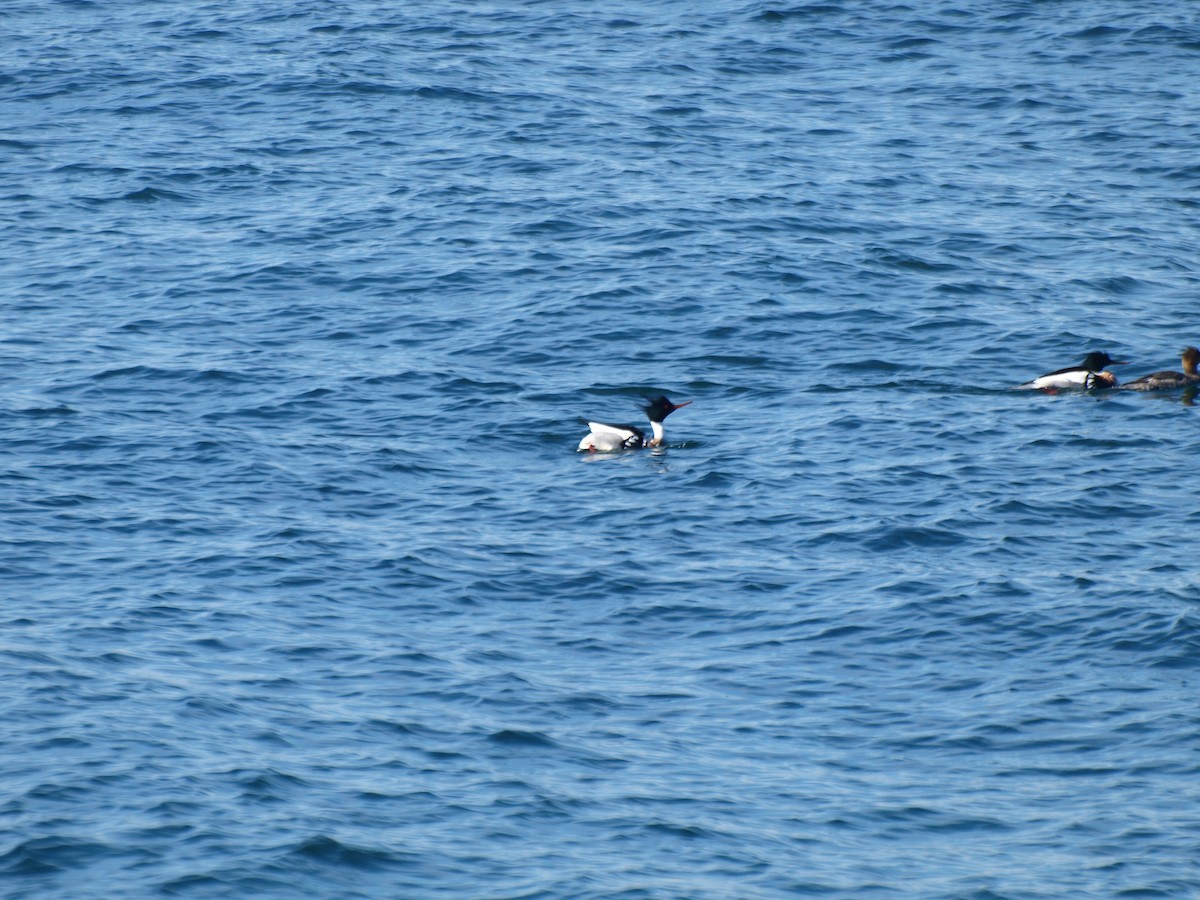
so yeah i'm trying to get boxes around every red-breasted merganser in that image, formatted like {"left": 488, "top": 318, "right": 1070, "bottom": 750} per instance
{"left": 577, "top": 396, "right": 692, "bottom": 452}
{"left": 1121, "top": 346, "right": 1200, "bottom": 391}
{"left": 1017, "top": 351, "right": 1127, "bottom": 391}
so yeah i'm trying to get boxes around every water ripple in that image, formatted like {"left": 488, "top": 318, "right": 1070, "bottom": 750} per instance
{"left": 4, "top": 1, "right": 1200, "bottom": 897}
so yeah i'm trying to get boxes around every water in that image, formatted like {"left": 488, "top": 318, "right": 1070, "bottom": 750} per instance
{"left": 4, "top": 1, "right": 1200, "bottom": 897}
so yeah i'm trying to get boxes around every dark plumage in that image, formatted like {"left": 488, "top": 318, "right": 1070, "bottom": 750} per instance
{"left": 1122, "top": 346, "right": 1200, "bottom": 391}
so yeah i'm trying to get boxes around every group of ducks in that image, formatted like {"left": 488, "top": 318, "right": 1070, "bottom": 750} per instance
{"left": 1017, "top": 346, "right": 1200, "bottom": 393}
{"left": 577, "top": 346, "right": 1200, "bottom": 453}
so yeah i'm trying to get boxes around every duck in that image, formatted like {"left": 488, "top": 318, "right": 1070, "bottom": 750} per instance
{"left": 1017, "top": 351, "right": 1127, "bottom": 391}
{"left": 1121, "top": 346, "right": 1200, "bottom": 391}
{"left": 577, "top": 396, "right": 691, "bottom": 452}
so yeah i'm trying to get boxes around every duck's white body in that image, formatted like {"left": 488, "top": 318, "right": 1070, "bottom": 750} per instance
{"left": 1018, "top": 368, "right": 1114, "bottom": 391}
{"left": 577, "top": 421, "right": 662, "bottom": 452}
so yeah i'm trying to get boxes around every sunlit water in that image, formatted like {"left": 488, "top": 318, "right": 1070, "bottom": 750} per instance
{"left": 4, "top": 2, "right": 1200, "bottom": 897}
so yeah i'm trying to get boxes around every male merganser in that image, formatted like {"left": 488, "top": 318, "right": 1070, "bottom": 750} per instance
{"left": 1017, "top": 351, "right": 1127, "bottom": 391}
{"left": 577, "top": 396, "right": 692, "bottom": 452}
{"left": 1121, "top": 346, "right": 1200, "bottom": 391}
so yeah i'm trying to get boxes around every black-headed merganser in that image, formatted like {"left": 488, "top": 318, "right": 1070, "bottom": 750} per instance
{"left": 577, "top": 396, "right": 692, "bottom": 452}
{"left": 1017, "top": 351, "right": 1127, "bottom": 391}
{"left": 1121, "top": 346, "right": 1200, "bottom": 391}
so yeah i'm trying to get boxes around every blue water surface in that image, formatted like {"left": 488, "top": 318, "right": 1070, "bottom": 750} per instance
{"left": 4, "top": 1, "right": 1200, "bottom": 897}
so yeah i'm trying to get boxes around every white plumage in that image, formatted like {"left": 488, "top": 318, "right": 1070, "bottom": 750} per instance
{"left": 577, "top": 421, "right": 645, "bottom": 452}
{"left": 576, "top": 396, "right": 690, "bottom": 453}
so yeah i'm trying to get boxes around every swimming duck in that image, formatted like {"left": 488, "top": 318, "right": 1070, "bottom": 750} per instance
{"left": 1121, "top": 346, "right": 1200, "bottom": 391}
{"left": 1017, "top": 351, "right": 1126, "bottom": 391}
{"left": 577, "top": 396, "right": 691, "bottom": 452}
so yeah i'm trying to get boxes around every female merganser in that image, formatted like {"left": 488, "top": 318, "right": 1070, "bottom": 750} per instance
{"left": 1017, "top": 351, "right": 1127, "bottom": 391}
{"left": 577, "top": 396, "right": 692, "bottom": 452}
{"left": 1121, "top": 346, "right": 1200, "bottom": 391}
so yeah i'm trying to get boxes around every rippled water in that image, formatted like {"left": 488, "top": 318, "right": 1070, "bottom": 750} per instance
{"left": 4, "top": 1, "right": 1200, "bottom": 897}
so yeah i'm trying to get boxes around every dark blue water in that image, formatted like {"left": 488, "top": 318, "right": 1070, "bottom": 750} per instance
{"left": 4, "top": 2, "right": 1200, "bottom": 897}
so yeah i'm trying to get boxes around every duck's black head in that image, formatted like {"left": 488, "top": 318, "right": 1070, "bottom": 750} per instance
{"left": 1081, "top": 351, "right": 1127, "bottom": 371}
{"left": 642, "top": 395, "right": 692, "bottom": 424}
